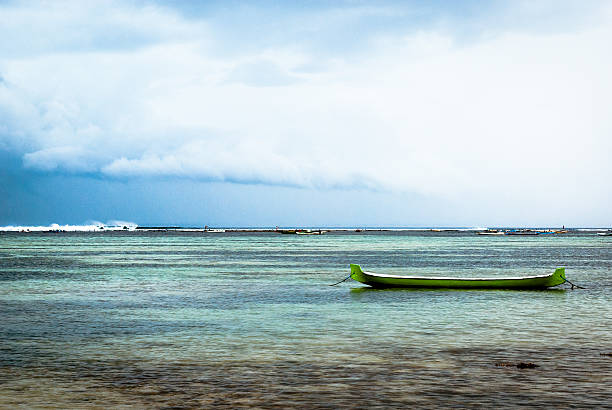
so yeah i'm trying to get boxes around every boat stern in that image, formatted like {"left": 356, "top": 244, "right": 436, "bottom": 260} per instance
{"left": 350, "top": 264, "right": 368, "bottom": 284}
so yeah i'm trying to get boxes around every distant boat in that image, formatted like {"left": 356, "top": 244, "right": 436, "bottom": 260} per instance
{"left": 277, "top": 229, "right": 297, "bottom": 234}
{"left": 349, "top": 264, "right": 567, "bottom": 289}
{"left": 505, "top": 230, "right": 539, "bottom": 236}
{"left": 477, "top": 230, "right": 505, "bottom": 236}
{"left": 296, "top": 229, "right": 326, "bottom": 235}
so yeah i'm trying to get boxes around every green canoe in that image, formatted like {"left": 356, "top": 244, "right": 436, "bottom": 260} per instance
{"left": 349, "top": 264, "right": 567, "bottom": 289}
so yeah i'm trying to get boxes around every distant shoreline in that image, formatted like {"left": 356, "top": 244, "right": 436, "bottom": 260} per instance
{"left": 1, "top": 225, "right": 610, "bottom": 233}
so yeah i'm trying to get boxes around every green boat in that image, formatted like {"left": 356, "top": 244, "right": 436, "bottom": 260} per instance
{"left": 349, "top": 264, "right": 567, "bottom": 289}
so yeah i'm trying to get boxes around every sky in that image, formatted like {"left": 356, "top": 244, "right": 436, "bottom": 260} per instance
{"left": 1, "top": 0, "right": 611, "bottom": 227}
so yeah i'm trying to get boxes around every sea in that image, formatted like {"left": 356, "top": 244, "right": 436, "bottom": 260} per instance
{"left": 1, "top": 229, "right": 611, "bottom": 408}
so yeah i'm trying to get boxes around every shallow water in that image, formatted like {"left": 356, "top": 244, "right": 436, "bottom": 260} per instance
{"left": 1, "top": 231, "right": 611, "bottom": 407}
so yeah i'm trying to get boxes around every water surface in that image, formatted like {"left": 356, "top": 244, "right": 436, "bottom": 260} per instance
{"left": 1, "top": 231, "right": 611, "bottom": 407}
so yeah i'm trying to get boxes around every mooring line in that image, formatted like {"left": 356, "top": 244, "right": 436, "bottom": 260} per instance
{"left": 565, "top": 277, "right": 585, "bottom": 289}
{"left": 329, "top": 274, "right": 352, "bottom": 286}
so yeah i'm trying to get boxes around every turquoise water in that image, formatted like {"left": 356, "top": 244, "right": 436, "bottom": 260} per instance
{"left": 1, "top": 231, "right": 611, "bottom": 407}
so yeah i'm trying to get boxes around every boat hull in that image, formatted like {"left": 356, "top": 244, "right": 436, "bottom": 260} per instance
{"left": 349, "top": 264, "right": 566, "bottom": 289}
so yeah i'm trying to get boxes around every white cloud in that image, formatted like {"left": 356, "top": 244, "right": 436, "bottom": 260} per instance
{"left": 227, "top": 60, "right": 302, "bottom": 87}
{"left": 0, "top": 1, "right": 207, "bottom": 57}
{"left": 1, "top": 0, "right": 611, "bottom": 209}
{"left": 23, "top": 146, "right": 99, "bottom": 172}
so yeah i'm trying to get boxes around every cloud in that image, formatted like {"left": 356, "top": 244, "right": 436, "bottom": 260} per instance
{"left": 23, "top": 146, "right": 99, "bottom": 172}
{"left": 226, "top": 60, "right": 302, "bottom": 87}
{"left": 0, "top": 1, "right": 207, "bottom": 58}
{"left": 1, "top": 0, "right": 611, "bottom": 207}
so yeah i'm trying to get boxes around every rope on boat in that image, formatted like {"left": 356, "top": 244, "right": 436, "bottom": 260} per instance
{"left": 329, "top": 274, "right": 353, "bottom": 286}
{"left": 564, "top": 277, "right": 585, "bottom": 289}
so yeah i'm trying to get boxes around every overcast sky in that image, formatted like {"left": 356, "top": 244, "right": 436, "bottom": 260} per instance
{"left": 1, "top": 0, "right": 611, "bottom": 227}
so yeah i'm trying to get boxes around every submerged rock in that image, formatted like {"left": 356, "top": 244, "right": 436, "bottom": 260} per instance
{"left": 516, "top": 362, "right": 539, "bottom": 369}
{"left": 495, "top": 362, "right": 539, "bottom": 369}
